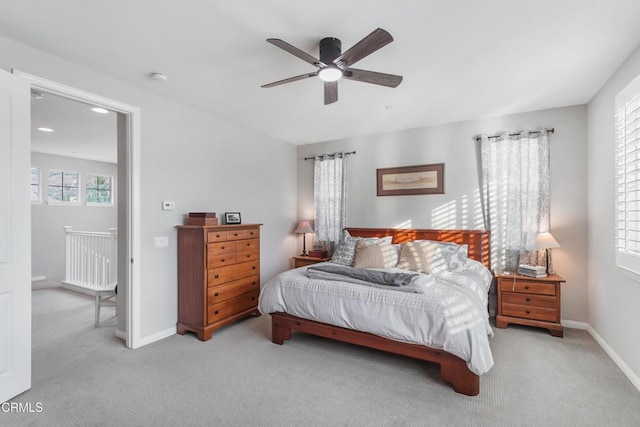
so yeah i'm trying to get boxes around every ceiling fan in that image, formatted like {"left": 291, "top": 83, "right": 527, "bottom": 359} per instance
{"left": 261, "top": 28, "right": 403, "bottom": 105}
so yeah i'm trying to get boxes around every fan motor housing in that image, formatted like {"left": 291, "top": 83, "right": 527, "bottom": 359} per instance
{"left": 320, "top": 37, "right": 342, "bottom": 63}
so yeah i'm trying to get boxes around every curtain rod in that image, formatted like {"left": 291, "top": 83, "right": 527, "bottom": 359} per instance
{"left": 475, "top": 127, "right": 554, "bottom": 142}
{"left": 304, "top": 150, "right": 356, "bottom": 161}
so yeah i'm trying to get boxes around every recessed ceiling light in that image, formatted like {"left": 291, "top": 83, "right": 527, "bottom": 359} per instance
{"left": 37, "top": 127, "right": 54, "bottom": 132}
{"left": 91, "top": 107, "right": 109, "bottom": 114}
{"left": 149, "top": 72, "right": 168, "bottom": 83}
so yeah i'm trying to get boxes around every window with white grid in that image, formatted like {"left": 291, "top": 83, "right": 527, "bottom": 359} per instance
{"left": 615, "top": 73, "right": 640, "bottom": 275}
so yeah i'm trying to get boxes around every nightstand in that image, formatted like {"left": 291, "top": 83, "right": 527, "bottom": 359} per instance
{"left": 292, "top": 256, "right": 330, "bottom": 269}
{"left": 495, "top": 271, "right": 565, "bottom": 337}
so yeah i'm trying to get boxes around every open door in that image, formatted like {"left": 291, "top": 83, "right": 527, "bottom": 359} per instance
{"left": 0, "top": 69, "right": 31, "bottom": 402}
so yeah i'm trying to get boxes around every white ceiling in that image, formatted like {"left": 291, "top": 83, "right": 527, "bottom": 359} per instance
{"left": 3, "top": 0, "right": 640, "bottom": 149}
{"left": 31, "top": 93, "right": 117, "bottom": 163}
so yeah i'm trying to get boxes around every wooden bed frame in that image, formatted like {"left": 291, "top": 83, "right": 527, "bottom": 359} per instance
{"left": 270, "top": 227, "right": 490, "bottom": 396}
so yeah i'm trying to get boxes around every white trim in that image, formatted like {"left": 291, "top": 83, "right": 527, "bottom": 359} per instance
{"left": 562, "top": 319, "right": 640, "bottom": 391}
{"left": 586, "top": 324, "right": 640, "bottom": 392}
{"left": 14, "top": 70, "right": 142, "bottom": 350}
{"left": 31, "top": 276, "right": 46, "bottom": 282}
{"left": 136, "top": 327, "right": 176, "bottom": 347}
{"left": 115, "top": 329, "right": 126, "bottom": 341}
{"left": 561, "top": 319, "right": 589, "bottom": 329}
{"left": 85, "top": 202, "right": 115, "bottom": 208}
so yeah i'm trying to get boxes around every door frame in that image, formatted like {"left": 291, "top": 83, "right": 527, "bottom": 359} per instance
{"left": 14, "top": 70, "right": 142, "bottom": 349}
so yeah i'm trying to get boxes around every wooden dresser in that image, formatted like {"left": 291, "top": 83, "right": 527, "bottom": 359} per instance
{"left": 176, "top": 224, "right": 262, "bottom": 341}
{"left": 495, "top": 271, "right": 565, "bottom": 337}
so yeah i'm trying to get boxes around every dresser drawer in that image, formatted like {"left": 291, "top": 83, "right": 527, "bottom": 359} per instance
{"left": 500, "top": 279, "right": 556, "bottom": 295}
{"left": 207, "top": 253, "right": 236, "bottom": 268}
{"left": 502, "top": 303, "right": 557, "bottom": 322}
{"left": 207, "top": 231, "right": 228, "bottom": 242}
{"left": 237, "top": 238, "right": 259, "bottom": 252}
{"left": 243, "top": 228, "right": 260, "bottom": 239}
{"left": 227, "top": 230, "right": 245, "bottom": 241}
{"left": 208, "top": 275, "right": 259, "bottom": 304}
{"left": 207, "top": 291, "right": 259, "bottom": 324}
{"left": 207, "top": 261, "right": 260, "bottom": 287}
{"left": 501, "top": 292, "right": 557, "bottom": 308}
{"left": 207, "top": 241, "right": 235, "bottom": 255}
{"left": 236, "top": 249, "right": 260, "bottom": 263}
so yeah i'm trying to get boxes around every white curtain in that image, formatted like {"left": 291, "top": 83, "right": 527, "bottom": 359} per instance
{"left": 480, "top": 130, "right": 550, "bottom": 270}
{"left": 314, "top": 153, "right": 348, "bottom": 253}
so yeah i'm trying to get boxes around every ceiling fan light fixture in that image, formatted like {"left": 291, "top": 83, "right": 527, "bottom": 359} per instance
{"left": 318, "top": 67, "right": 343, "bottom": 82}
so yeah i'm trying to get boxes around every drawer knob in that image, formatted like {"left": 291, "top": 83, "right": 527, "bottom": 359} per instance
{"left": 246, "top": 254, "right": 250, "bottom": 258}
{"left": 216, "top": 234, "right": 221, "bottom": 238}
{"left": 234, "top": 233, "right": 239, "bottom": 236}
{"left": 526, "top": 298, "right": 531, "bottom": 302}
{"left": 252, "top": 282, "right": 256, "bottom": 286}
{"left": 221, "top": 246, "right": 225, "bottom": 250}
{"left": 214, "top": 274, "right": 219, "bottom": 279}
{"left": 214, "top": 310, "right": 219, "bottom": 315}
{"left": 526, "top": 310, "right": 531, "bottom": 314}
{"left": 251, "top": 297, "right": 256, "bottom": 301}
{"left": 246, "top": 243, "right": 250, "bottom": 246}
{"left": 214, "top": 292, "right": 219, "bottom": 296}
{"left": 221, "top": 259, "right": 225, "bottom": 262}
{"left": 524, "top": 285, "right": 530, "bottom": 290}
{"left": 252, "top": 266, "right": 256, "bottom": 270}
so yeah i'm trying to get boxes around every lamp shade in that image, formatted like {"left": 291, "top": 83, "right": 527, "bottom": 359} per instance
{"left": 535, "top": 232, "right": 560, "bottom": 250}
{"left": 294, "top": 221, "right": 314, "bottom": 234}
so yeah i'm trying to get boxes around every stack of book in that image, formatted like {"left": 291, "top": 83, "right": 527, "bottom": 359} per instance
{"left": 517, "top": 264, "right": 547, "bottom": 278}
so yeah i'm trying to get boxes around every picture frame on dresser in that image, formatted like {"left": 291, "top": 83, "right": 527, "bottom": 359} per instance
{"left": 224, "top": 212, "right": 242, "bottom": 224}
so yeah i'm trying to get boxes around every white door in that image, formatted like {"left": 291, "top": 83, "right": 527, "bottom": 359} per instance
{"left": 0, "top": 69, "right": 31, "bottom": 402}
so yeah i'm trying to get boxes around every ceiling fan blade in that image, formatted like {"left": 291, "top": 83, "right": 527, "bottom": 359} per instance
{"left": 343, "top": 68, "right": 403, "bottom": 88}
{"left": 261, "top": 72, "right": 318, "bottom": 88}
{"left": 324, "top": 81, "right": 338, "bottom": 105}
{"left": 333, "top": 28, "right": 393, "bottom": 68}
{"left": 266, "top": 38, "right": 325, "bottom": 67}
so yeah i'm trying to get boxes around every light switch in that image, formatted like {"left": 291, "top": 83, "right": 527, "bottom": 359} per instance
{"left": 154, "top": 236, "right": 169, "bottom": 247}
{"left": 162, "top": 201, "right": 175, "bottom": 210}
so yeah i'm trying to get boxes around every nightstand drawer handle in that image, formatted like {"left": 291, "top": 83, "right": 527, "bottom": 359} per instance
{"left": 526, "top": 310, "right": 531, "bottom": 314}
{"left": 216, "top": 234, "right": 221, "bottom": 238}
{"left": 221, "top": 259, "right": 225, "bottom": 262}
{"left": 524, "top": 285, "right": 530, "bottom": 290}
{"left": 252, "top": 266, "right": 256, "bottom": 270}
{"left": 214, "top": 310, "right": 219, "bottom": 315}
{"left": 214, "top": 274, "right": 219, "bottom": 279}
{"left": 251, "top": 297, "right": 256, "bottom": 301}
{"left": 214, "top": 292, "right": 219, "bottom": 296}
{"left": 234, "top": 233, "right": 239, "bottom": 237}
{"left": 246, "top": 254, "right": 251, "bottom": 258}
{"left": 252, "top": 281, "right": 256, "bottom": 286}
{"left": 246, "top": 243, "right": 250, "bottom": 246}
{"left": 221, "top": 246, "right": 225, "bottom": 249}
{"left": 526, "top": 298, "right": 531, "bottom": 302}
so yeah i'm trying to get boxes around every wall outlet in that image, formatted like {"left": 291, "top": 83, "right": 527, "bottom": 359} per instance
{"left": 162, "top": 201, "right": 175, "bottom": 210}
{"left": 154, "top": 236, "right": 169, "bottom": 248}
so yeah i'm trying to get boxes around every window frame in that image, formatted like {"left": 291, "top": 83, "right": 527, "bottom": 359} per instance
{"left": 614, "top": 72, "right": 640, "bottom": 276}
{"left": 85, "top": 173, "right": 114, "bottom": 206}
{"left": 30, "top": 166, "right": 42, "bottom": 204}
{"left": 47, "top": 168, "right": 80, "bottom": 205}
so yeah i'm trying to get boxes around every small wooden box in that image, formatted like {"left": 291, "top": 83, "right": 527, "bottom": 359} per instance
{"left": 188, "top": 212, "right": 218, "bottom": 226}
{"left": 308, "top": 250, "right": 328, "bottom": 258}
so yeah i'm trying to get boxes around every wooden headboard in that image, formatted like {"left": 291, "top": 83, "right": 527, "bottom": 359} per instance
{"left": 345, "top": 227, "right": 490, "bottom": 269}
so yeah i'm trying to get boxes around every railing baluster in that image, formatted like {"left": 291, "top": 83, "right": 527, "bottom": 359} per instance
{"left": 62, "top": 227, "right": 117, "bottom": 292}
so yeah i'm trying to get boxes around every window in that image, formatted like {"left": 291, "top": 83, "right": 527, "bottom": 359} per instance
{"left": 30, "top": 167, "right": 41, "bottom": 202}
{"left": 615, "top": 73, "right": 640, "bottom": 275}
{"left": 48, "top": 169, "right": 79, "bottom": 203}
{"left": 86, "top": 173, "right": 113, "bottom": 205}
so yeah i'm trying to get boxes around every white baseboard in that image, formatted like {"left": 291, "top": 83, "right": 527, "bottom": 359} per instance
{"left": 31, "top": 275, "right": 46, "bottom": 282}
{"left": 115, "top": 329, "right": 126, "bottom": 341}
{"left": 563, "top": 319, "right": 640, "bottom": 392}
{"left": 136, "top": 327, "right": 176, "bottom": 348}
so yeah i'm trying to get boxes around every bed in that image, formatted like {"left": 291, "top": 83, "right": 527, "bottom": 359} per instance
{"left": 258, "top": 227, "right": 492, "bottom": 396}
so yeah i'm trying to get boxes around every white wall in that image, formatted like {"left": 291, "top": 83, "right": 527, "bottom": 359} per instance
{"left": 298, "top": 105, "right": 588, "bottom": 322}
{"left": 0, "top": 36, "right": 298, "bottom": 342}
{"left": 588, "top": 43, "right": 640, "bottom": 382}
{"left": 31, "top": 152, "right": 117, "bottom": 282}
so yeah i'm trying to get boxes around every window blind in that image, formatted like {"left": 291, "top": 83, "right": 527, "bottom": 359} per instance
{"left": 615, "top": 73, "right": 640, "bottom": 274}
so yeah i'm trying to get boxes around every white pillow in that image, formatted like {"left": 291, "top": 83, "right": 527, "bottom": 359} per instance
{"left": 397, "top": 240, "right": 468, "bottom": 273}
{"left": 331, "top": 232, "right": 393, "bottom": 266}
{"left": 352, "top": 239, "right": 397, "bottom": 269}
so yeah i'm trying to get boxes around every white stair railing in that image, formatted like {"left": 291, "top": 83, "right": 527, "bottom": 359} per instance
{"left": 63, "top": 226, "right": 117, "bottom": 291}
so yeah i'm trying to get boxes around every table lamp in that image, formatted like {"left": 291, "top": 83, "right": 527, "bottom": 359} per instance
{"left": 294, "top": 220, "right": 314, "bottom": 256}
{"left": 535, "top": 232, "right": 560, "bottom": 274}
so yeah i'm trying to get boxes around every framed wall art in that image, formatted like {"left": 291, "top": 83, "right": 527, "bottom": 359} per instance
{"left": 376, "top": 163, "right": 444, "bottom": 196}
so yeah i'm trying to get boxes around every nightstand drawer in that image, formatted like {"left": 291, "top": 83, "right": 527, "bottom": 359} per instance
{"left": 502, "top": 303, "right": 557, "bottom": 322}
{"left": 501, "top": 292, "right": 557, "bottom": 308}
{"left": 500, "top": 280, "right": 556, "bottom": 295}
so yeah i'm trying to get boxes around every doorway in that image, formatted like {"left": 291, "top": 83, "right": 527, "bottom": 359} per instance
{"left": 15, "top": 70, "right": 141, "bottom": 349}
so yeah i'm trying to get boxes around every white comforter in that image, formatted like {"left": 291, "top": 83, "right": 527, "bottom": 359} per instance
{"left": 258, "top": 259, "right": 494, "bottom": 375}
